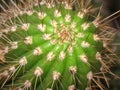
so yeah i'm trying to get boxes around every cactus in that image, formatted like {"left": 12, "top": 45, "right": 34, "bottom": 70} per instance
{"left": 0, "top": 0, "right": 119, "bottom": 90}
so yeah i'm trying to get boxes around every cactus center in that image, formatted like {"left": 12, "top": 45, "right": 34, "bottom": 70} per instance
{"left": 56, "top": 24, "right": 74, "bottom": 43}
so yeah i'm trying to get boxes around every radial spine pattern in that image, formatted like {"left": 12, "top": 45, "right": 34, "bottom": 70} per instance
{"left": 0, "top": 0, "right": 119, "bottom": 90}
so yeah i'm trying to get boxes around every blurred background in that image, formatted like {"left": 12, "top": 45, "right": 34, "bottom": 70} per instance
{"left": 97, "top": 0, "right": 120, "bottom": 90}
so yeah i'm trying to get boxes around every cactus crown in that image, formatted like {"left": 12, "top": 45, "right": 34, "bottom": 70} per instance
{"left": 0, "top": 0, "right": 118, "bottom": 90}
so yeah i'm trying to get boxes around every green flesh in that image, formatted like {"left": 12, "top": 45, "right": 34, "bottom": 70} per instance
{"left": 0, "top": 3, "right": 103, "bottom": 90}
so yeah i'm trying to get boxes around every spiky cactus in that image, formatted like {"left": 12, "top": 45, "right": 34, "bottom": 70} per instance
{"left": 0, "top": 0, "right": 119, "bottom": 90}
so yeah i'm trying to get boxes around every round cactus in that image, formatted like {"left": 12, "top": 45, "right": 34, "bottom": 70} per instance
{"left": 0, "top": 0, "right": 119, "bottom": 90}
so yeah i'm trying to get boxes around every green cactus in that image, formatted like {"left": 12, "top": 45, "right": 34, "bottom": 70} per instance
{"left": 0, "top": 0, "right": 119, "bottom": 90}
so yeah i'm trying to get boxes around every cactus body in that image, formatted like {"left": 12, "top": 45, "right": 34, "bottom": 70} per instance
{"left": 0, "top": 0, "right": 119, "bottom": 90}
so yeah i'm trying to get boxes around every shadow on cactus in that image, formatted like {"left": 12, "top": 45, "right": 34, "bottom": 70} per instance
{"left": 0, "top": 0, "right": 120, "bottom": 90}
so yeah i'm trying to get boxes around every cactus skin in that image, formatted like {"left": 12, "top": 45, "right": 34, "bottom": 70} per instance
{"left": 0, "top": 0, "right": 119, "bottom": 90}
